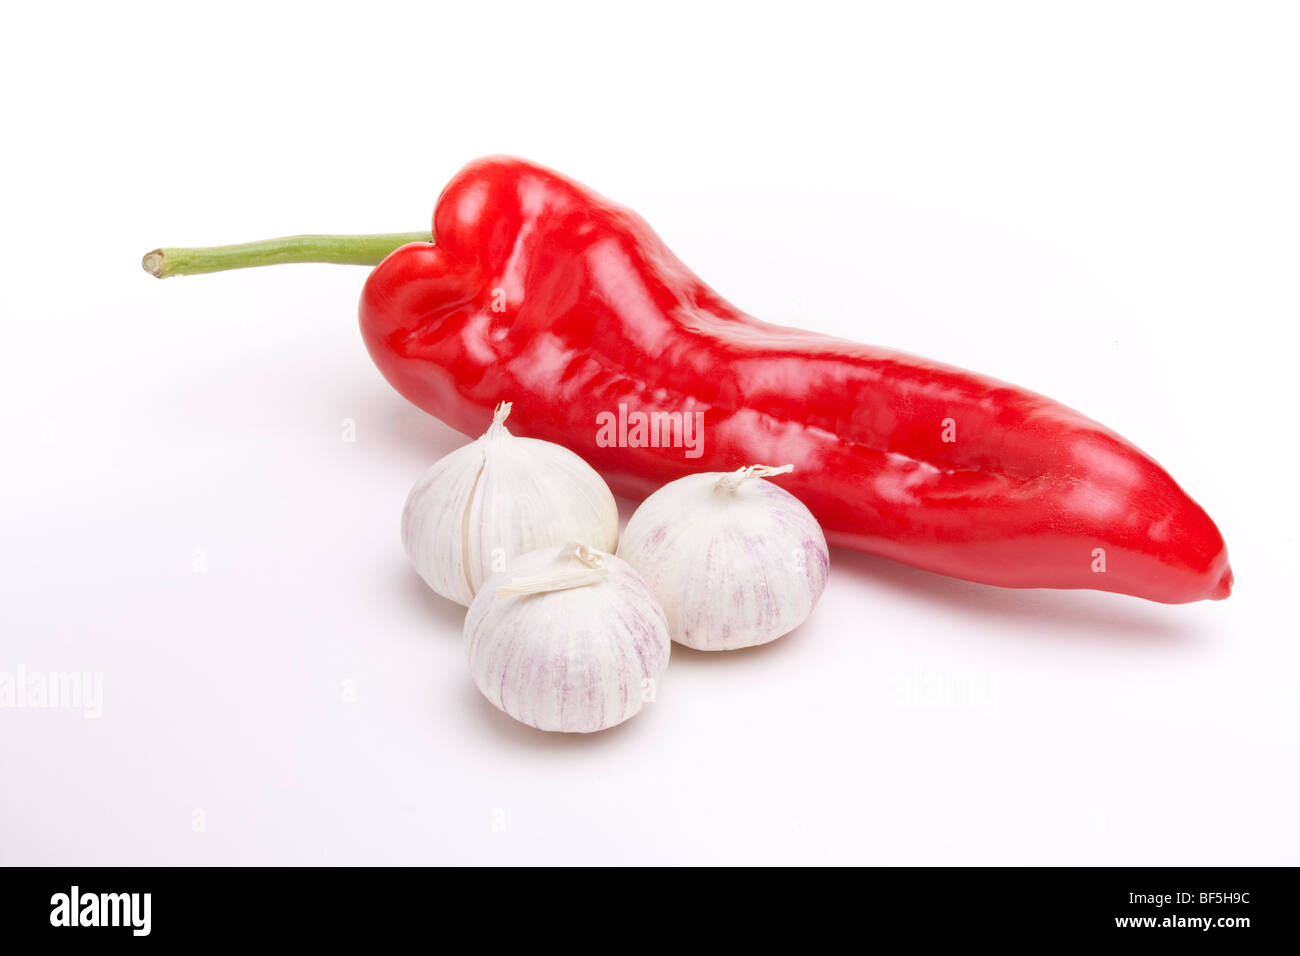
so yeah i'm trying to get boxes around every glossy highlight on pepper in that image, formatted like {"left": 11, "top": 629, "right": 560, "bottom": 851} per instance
{"left": 358, "top": 157, "right": 1231, "bottom": 604}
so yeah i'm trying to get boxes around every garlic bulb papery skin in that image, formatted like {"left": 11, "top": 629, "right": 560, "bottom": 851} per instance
{"left": 465, "top": 543, "right": 671, "bottom": 733}
{"left": 402, "top": 402, "right": 619, "bottom": 606}
{"left": 617, "top": 465, "right": 830, "bottom": 651}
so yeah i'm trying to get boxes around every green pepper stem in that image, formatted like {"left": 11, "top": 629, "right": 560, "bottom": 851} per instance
{"left": 141, "top": 232, "right": 432, "bottom": 278}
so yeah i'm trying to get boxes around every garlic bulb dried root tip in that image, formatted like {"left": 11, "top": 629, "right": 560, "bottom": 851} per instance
{"left": 497, "top": 542, "right": 608, "bottom": 595}
{"left": 402, "top": 402, "right": 619, "bottom": 606}
{"left": 466, "top": 544, "right": 671, "bottom": 733}
{"left": 618, "top": 464, "right": 829, "bottom": 651}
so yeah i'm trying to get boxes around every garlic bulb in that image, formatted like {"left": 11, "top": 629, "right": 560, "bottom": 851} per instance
{"left": 618, "top": 465, "right": 829, "bottom": 651}
{"left": 465, "top": 542, "right": 671, "bottom": 733}
{"left": 402, "top": 402, "right": 619, "bottom": 606}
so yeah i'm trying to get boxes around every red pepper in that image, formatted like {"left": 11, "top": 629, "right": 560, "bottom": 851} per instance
{"left": 145, "top": 156, "right": 1232, "bottom": 604}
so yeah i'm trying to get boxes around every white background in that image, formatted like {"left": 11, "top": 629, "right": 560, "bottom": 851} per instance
{"left": 2, "top": 1, "right": 1297, "bottom": 865}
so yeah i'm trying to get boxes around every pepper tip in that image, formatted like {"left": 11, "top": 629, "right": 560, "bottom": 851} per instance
{"left": 1209, "top": 567, "right": 1234, "bottom": 601}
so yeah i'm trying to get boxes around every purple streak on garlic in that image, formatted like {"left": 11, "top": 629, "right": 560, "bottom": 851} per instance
{"left": 465, "top": 543, "right": 671, "bottom": 733}
{"left": 402, "top": 402, "right": 619, "bottom": 606}
{"left": 617, "top": 465, "right": 830, "bottom": 651}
